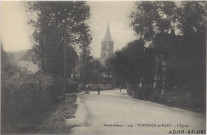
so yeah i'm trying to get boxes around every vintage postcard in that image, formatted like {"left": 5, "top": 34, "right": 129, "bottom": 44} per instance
{"left": 1, "top": 1, "right": 206, "bottom": 134}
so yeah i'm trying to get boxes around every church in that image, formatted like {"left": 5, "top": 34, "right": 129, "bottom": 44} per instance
{"left": 97, "top": 24, "right": 114, "bottom": 88}
{"left": 100, "top": 24, "right": 114, "bottom": 65}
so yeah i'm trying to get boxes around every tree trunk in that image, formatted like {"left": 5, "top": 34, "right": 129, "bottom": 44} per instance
{"left": 158, "top": 54, "right": 165, "bottom": 95}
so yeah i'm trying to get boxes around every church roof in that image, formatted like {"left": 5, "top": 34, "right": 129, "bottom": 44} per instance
{"left": 102, "top": 24, "right": 113, "bottom": 42}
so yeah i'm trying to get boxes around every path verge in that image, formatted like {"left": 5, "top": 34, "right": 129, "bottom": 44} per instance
{"left": 34, "top": 94, "right": 78, "bottom": 134}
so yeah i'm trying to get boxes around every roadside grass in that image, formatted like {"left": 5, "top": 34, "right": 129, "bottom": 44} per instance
{"left": 126, "top": 85, "right": 205, "bottom": 113}
{"left": 147, "top": 91, "right": 205, "bottom": 113}
{"left": 34, "top": 94, "right": 78, "bottom": 134}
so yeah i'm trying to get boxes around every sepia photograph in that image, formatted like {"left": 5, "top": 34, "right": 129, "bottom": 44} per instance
{"left": 1, "top": 1, "right": 206, "bottom": 134}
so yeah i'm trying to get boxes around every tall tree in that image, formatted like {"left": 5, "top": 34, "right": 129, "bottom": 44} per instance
{"left": 79, "top": 27, "right": 92, "bottom": 89}
{"left": 27, "top": 2, "right": 91, "bottom": 102}
{"left": 131, "top": 1, "right": 177, "bottom": 41}
{"left": 88, "top": 59, "right": 104, "bottom": 84}
{"left": 177, "top": 2, "right": 206, "bottom": 94}
{"left": 130, "top": 1, "right": 206, "bottom": 96}
{"left": 131, "top": 1, "right": 179, "bottom": 94}
{"left": 27, "top": 1, "right": 91, "bottom": 78}
{"left": 105, "top": 39, "right": 155, "bottom": 97}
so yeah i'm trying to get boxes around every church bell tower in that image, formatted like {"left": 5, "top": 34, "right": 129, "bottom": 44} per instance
{"left": 100, "top": 24, "right": 114, "bottom": 65}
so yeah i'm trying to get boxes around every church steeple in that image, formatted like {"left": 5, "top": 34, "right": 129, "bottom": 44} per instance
{"left": 102, "top": 24, "right": 113, "bottom": 42}
{"left": 100, "top": 24, "right": 114, "bottom": 65}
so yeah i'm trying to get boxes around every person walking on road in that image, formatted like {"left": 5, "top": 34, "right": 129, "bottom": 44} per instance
{"left": 86, "top": 84, "right": 90, "bottom": 94}
{"left": 119, "top": 85, "right": 122, "bottom": 92}
{"left": 97, "top": 86, "right": 101, "bottom": 95}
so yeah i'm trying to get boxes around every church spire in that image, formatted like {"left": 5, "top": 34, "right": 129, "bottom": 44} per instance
{"left": 102, "top": 24, "right": 113, "bottom": 42}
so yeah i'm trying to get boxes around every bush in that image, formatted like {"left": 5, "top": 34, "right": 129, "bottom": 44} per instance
{"left": 1, "top": 70, "right": 65, "bottom": 133}
{"left": 47, "top": 77, "right": 64, "bottom": 102}
{"left": 126, "top": 83, "right": 135, "bottom": 97}
{"left": 126, "top": 81, "right": 205, "bottom": 112}
{"left": 66, "top": 80, "right": 78, "bottom": 93}
{"left": 126, "top": 83, "right": 154, "bottom": 99}
{"left": 147, "top": 89, "right": 205, "bottom": 112}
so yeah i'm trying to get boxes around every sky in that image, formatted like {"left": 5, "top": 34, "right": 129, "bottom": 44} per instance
{"left": 1, "top": 2, "right": 33, "bottom": 52}
{"left": 1, "top": 1, "right": 137, "bottom": 57}
{"left": 87, "top": 1, "right": 137, "bottom": 57}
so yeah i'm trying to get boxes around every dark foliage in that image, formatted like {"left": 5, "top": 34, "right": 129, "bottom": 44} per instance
{"left": 107, "top": 1, "right": 206, "bottom": 111}
{"left": 106, "top": 39, "right": 156, "bottom": 97}
{"left": 1, "top": 61, "right": 56, "bottom": 133}
{"left": 27, "top": 1, "right": 91, "bottom": 78}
